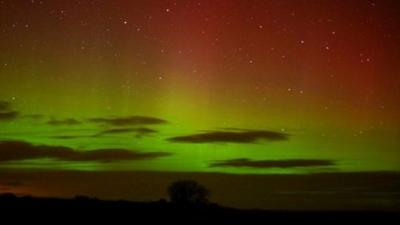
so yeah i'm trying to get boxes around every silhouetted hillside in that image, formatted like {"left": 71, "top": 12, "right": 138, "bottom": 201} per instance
{"left": 0, "top": 193, "right": 398, "bottom": 224}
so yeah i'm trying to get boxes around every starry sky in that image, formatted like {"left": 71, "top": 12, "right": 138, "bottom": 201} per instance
{"left": 0, "top": 0, "right": 400, "bottom": 209}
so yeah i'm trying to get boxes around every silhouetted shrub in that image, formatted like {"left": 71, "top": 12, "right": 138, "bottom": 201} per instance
{"left": 157, "top": 198, "right": 167, "bottom": 204}
{"left": 167, "top": 180, "right": 210, "bottom": 205}
{"left": 0, "top": 193, "right": 17, "bottom": 200}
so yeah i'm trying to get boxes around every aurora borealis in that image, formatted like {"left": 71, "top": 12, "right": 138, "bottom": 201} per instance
{"left": 1, "top": 0, "right": 400, "bottom": 210}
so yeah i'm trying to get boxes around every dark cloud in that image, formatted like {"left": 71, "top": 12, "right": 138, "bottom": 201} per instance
{"left": 0, "top": 100, "right": 11, "bottom": 111}
{"left": 51, "top": 135, "right": 88, "bottom": 140}
{"left": 134, "top": 127, "right": 158, "bottom": 137}
{"left": 95, "top": 127, "right": 158, "bottom": 138}
{"left": 50, "top": 127, "right": 158, "bottom": 139}
{"left": 167, "top": 130, "right": 289, "bottom": 144}
{"left": 89, "top": 116, "right": 167, "bottom": 126}
{"left": 0, "top": 101, "right": 19, "bottom": 121}
{"left": 47, "top": 119, "right": 81, "bottom": 126}
{"left": 23, "top": 114, "right": 45, "bottom": 120}
{"left": 0, "top": 111, "right": 19, "bottom": 121}
{"left": 210, "top": 158, "right": 335, "bottom": 168}
{"left": 0, "top": 140, "right": 171, "bottom": 163}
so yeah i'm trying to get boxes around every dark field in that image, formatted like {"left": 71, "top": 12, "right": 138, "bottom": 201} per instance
{"left": 1, "top": 194, "right": 399, "bottom": 225}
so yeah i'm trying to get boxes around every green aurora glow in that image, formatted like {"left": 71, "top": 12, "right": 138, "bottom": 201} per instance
{"left": 0, "top": 0, "right": 399, "bottom": 176}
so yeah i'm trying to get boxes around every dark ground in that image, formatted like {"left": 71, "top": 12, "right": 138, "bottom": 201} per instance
{"left": 0, "top": 194, "right": 399, "bottom": 224}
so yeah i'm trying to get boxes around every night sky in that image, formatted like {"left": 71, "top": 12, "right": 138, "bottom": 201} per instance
{"left": 0, "top": 0, "right": 400, "bottom": 210}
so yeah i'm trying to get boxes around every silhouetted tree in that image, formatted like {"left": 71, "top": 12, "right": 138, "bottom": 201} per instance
{"left": 167, "top": 180, "right": 210, "bottom": 205}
